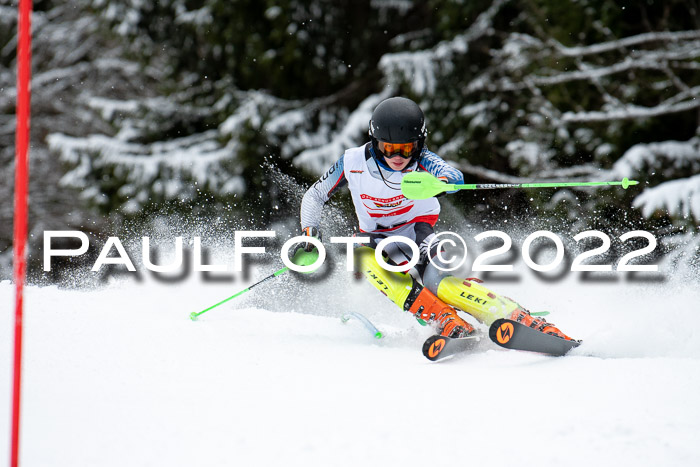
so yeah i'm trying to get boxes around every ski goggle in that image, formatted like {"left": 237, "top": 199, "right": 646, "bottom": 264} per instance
{"left": 378, "top": 141, "right": 418, "bottom": 159}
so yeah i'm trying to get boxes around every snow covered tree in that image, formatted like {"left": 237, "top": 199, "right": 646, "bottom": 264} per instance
{"left": 2, "top": 0, "right": 699, "bottom": 278}
{"left": 1, "top": 0, "right": 145, "bottom": 275}
{"left": 46, "top": 0, "right": 442, "bottom": 232}
{"left": 375, "top": 0, "right": 700, "bottom": 267}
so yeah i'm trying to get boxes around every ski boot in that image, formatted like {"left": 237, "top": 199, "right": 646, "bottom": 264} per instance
{"left": 405, "top": 285, "right": 476, "bottom": 338}
{"left": 508, "top": 308, "right": 575, "bottom": 341}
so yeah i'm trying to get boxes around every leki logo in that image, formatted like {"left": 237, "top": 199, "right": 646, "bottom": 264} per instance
{"left": 428, "top": 338, "right": 446, "bottom": 358}
{"left": 496, "top": 322, "right": 515, "bottom": 344}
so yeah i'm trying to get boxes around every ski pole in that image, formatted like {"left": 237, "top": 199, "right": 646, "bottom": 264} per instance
{"left": 189, "top": 266, "right": 289, "bottom": 321}
{"left": 401, "top": 171, "right": 639, "bottom": 200}
{"left": 341, "top": 312, "right": 384, "bottom": 339}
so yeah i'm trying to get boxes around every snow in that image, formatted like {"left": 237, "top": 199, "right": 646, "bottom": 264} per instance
{"left": 553, "top": 30, "right": 700, "bottom": 57}
{"left": 562, "top": 98, "right": 700, "bottom": 123}
{"left": 611, "top": 137, "right": 700, "bottom": 178}
{"left": 379, "top": 0, "right": 507, "bottom": 95}
{"left": 609, "top": 137, "right": 700, "bottom": 222}
{"left": 370, "top": 0, "right": 414, "bottom": 14}
{"left": 173, "top": 6, "right": 212, "bottom": 26}
{"left": 294, "top": 91, "right": 391, "bottom": 173}
{"left": 48, "top": 130, "right": 245, "bottom": 210}
{"left": 506, "top": 140, "right": 552, "bottom": 169}
{"left": 219, "top": 91, "right": 270, "bottom": 136}
{"left": 2, "top": 260, "right": 700, "bottom": 466}
{"left": 634, "top": 174, "right": 700, "bottom": 220}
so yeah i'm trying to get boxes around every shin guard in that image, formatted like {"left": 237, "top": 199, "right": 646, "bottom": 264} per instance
{"left": 435, "top": 276, "right": 520, "bottom": 326}
{"left": 355, "top": 246, "right": 413, "bottom": 308}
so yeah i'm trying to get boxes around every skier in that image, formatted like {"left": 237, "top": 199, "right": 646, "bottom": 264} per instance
{"left": 292, "top": 96, "right": 574, "bottom": 341}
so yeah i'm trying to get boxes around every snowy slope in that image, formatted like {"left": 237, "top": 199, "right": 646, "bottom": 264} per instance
{"left": 1, "top": 263, "right": 700, "bottom": 467}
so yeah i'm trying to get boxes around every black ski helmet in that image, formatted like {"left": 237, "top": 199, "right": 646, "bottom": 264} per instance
{"left": 369, "top": 97, "right": 427, "bottom": 164}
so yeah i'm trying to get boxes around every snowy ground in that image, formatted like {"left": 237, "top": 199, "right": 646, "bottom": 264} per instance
{"left": 2, "top": 261, "right": 700, "bottom": 467}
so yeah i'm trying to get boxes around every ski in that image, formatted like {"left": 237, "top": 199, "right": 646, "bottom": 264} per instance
{"left": 422, "top": 333, "right": 482, "bottom": 361}
{"left": 489, "top": 318, "right": 581, "bottom": 356}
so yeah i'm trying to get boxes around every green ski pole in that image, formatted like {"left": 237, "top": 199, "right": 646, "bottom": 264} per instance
{"left": 401, "top": 171, "right": 639, "bottom": 200}
{"left": 189, "top": 247, "right": 320, "bottom": 321}
{"left": 189, "top": 266, "right": 289, "bottom": 321}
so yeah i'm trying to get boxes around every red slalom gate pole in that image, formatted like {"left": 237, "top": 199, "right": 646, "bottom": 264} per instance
{"left": 11, "top": 1, "right": 32, "bottom": 466}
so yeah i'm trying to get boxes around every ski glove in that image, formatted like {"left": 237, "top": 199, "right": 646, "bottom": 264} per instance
{"left": 297, "top": 226, "right": 321, "bottom": 252}
{"left": 289, "top": 227, "right": 322, "bottom": 272}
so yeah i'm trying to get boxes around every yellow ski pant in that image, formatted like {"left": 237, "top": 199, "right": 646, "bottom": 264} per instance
{"left": 355, "top": 246, "right": 519, "bottom": 325}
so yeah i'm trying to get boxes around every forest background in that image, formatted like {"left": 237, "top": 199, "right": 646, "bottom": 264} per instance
{"left": 1, "top": 0, "right": 698, "bottom": 283}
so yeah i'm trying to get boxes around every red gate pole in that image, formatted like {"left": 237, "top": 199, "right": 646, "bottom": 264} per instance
{"left": 11, "top": 1, "right": 33, "bottom": 466}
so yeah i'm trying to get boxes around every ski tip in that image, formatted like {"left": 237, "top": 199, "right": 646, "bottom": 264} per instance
{"left": 189, "top": 312, "right": 199, "bottom": 321}
{"left": 422, "top": 333, "right": 482, "bottom": 361}
{"left": 489, "top": 319, "right": 514, "bottom": 345}
{"left": 374, "top": 331, "right": 384, "bottom": 339}
{"left": 422, "top": 335, "right": 448, "bottom": 361}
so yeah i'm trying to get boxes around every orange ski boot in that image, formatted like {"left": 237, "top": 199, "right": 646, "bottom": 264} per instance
{"left": 508, "top": 308, "right": 575, "bottom": 341}
{"left": 405, "top": 285, "right": 476, "bottom": 338}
